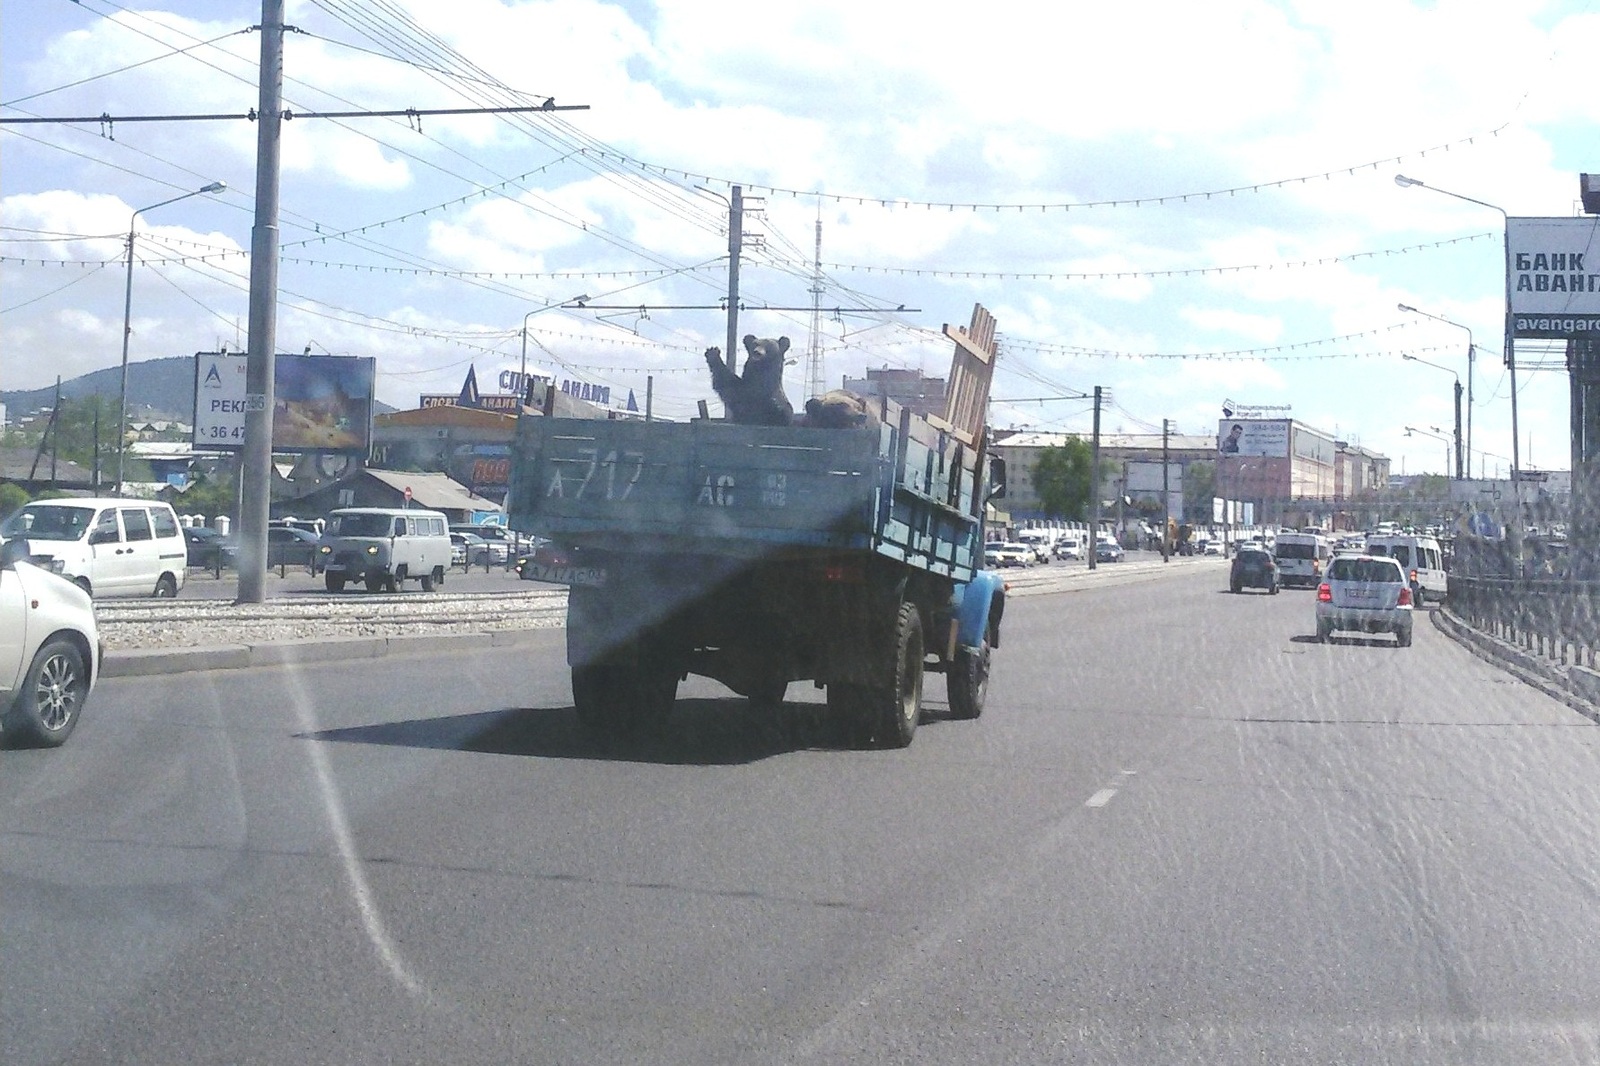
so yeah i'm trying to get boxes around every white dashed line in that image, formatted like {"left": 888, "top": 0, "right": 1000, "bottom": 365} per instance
{"left": 1085, "top": 788, "right": 1118, "bottom": 808}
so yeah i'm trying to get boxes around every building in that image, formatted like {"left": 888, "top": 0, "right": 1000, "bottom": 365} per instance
{"left": 276, "top": 468, "right": 500, "bottom": 523}
{"left": 1216, "top": 419, "right": 1392, "bottom": 528}
{"left": 840, "top": 368, "right": 947, "bottom": 420}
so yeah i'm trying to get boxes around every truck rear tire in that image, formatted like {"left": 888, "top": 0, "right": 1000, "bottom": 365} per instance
{"left": 947, "top": 640, "right": 990, "bottom": 720}
{"left": 325, "top": 573, "right": 346, "bottom": 593}
{"left": 835, "top": 603, "right": 924, "bottom": 749}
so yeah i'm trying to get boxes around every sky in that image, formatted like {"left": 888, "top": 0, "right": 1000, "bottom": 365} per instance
{"left": 2, "top": 0, "right": 1596, "bottom": 477}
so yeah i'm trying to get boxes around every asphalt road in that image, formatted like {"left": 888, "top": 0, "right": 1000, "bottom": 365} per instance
{"left": 4, "top": 568, "right": 1597, "bottom": 1065}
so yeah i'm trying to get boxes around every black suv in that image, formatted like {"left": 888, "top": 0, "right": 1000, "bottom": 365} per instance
{"left": 1229, "top": 545, "right": 1279, "bottom": 594}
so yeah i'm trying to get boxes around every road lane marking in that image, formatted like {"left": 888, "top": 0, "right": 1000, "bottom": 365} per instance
{"left": 1085, "top": 788, "right": 1117, "bottom": 807}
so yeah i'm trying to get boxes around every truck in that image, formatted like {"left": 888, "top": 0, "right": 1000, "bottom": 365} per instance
{"left": 506, "top": 307, "right": 1008, "bottom": 748}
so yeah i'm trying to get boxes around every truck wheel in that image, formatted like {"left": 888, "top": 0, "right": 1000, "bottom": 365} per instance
{"left": 853, "top": 603, "right": 924, "bottom": 749}
{"left": 420, "top": 565, "right": 443, "bottom": 592}
{"left": 946, "top": 640, "right": 990, "bottom": 720}
{"left": 325, "top": 573, "right": 346, "bottom": 593}
{"left": 364, "top": 574, "right": 384, "bottom": 594}
{"left": 2, "top": 638, "right": 86, "bottom": 748}
{"left": 153, "top": 573, "right": 178, "bottom": 598}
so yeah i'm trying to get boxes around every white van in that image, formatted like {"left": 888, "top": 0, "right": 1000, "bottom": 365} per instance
{"left": 0, "top": 497, "right": 188, "bottom": 598}
{"left": 319, "top": 507, "right": 452, "bottom": 593}
{"left": 1364, "top": 534, "right": 1447, "bottom": 606}
{"left": 1272, "top": 531, "right": 1331, "bottom": 589}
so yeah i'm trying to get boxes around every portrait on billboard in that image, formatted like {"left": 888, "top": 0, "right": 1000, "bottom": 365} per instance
{"left": 1216, "top": 419, "right": 1289, "bottom": 458}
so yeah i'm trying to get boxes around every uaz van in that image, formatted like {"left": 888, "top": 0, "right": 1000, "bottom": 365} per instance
{"left": 319, "top": 507, "right": 452, "bottom": 593}
{"left": 0, "top": 497, "right": 187, "bottom": 598}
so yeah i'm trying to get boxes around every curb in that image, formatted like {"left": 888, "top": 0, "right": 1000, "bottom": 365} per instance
{"left": 1430, "top": 606, "right": 1600, "bottom": 725}
{"left": 101, "top": 627, "right": 556, "bottom": 680}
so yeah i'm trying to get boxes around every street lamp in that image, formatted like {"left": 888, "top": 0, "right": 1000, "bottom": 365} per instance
{"left": 1393, "top": 174, "right": 1519, "bottom": 484}
{"left": 1400, "top": 351, "right": 1464, "bottom": 480}
{"left": 519, "top": 294, "right": 588, "bottom": 411}
{"left": 1398, "top": 303, "right": 1475, "bottom": 478}
{"left": 1404, "top": 425, "right": 1453, "bottom": 476}
{"left": 116, "top": 181, "right": 226, "bottom": 493}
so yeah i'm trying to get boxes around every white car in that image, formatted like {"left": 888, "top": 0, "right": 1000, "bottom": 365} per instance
{"left": 984, "top": 542, "right": 1033, "bottom": 568}
{"left": 0, "top": 539, "right": 101, "bottom": 747}
{"left": 1315, "top": 554, "right": 1414, "bottom": 647}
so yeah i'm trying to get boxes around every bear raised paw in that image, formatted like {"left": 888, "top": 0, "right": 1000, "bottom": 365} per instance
{"left": 704, "top": 335, "right": 793, "bottom": 426}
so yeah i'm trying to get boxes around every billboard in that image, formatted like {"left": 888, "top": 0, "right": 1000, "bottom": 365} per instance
{"left": 1217, "top": 419, "right": 1289, "bottom": 457}
{"left": 193, "top": 353, "right": 376, "bottom": 454}
{"left": 1508, "top": 217, "right": 1600, "bottom": 338}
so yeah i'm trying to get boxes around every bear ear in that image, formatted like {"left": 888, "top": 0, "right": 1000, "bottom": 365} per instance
{"left": 777, "top": 336, "right": 791, "bottom": 355}
{"left": 742, "top": 334, "right": 758, "bottom": 353}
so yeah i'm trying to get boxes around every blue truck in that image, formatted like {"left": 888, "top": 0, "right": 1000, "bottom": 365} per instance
{"left": 506, "top": 317, "right": 1006, "bottom": 748}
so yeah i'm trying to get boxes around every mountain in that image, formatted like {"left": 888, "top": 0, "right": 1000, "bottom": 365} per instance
{"left": 1, "top": 356, "right": 396, "bottom": 422}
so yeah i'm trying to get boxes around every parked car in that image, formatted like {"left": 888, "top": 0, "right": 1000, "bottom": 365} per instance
{"left": 0, "top": 539, "right": 100, "bottom": 747}
{"left": 450, "top": 530, "right": 491, "bottom": 568}
{"left": 266, "top": 524, "right": 324, "bottom": 570}
{"left": 1053, "top": 535, "right": 1084, "bottom": 560}
{"left": 450, "top": 524, "right": 511, "bottom": 563}
{"left": 1315, "top": 554, "right": 1414, "bottom": 646}
{"left": 985, "top": 542, "right": 1032, "bottom": 568}
{"left": 1229, "top": 545, "right": 1278, "bottom": 593}
{"left": 1094, "top": 540, "right": 1125, "bottom": 563}
{"left": 185, "top": 526, "right": 237, "bottom": 570}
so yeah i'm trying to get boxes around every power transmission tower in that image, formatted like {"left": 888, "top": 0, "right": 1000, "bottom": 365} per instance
{"left": 806, "top": 207, "right": 825, "bottom": 399}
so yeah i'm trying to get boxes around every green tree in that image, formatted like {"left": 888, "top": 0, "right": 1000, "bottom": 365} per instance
{"left": 1032, "top": 438, "right": 1093, "bottom": 519}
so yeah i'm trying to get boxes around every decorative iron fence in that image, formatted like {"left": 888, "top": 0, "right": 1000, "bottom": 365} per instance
{"left": 1448, "top": 576, "right": 1600, "bottom": 669}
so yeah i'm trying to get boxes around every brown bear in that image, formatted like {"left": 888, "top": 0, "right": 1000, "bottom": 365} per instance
{"left": 704, "top": 335, "right": 793, "bottom": 426}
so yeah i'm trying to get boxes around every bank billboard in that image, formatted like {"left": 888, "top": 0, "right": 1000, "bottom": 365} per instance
{"left": 1508, "top": 217, "right": 1600, "bottom": 339}
{"left": 193, "top": 352, "right": 376, "bottom": 454}
{"left": 1216, "top": 419, "right": 1289, "bottom": 458}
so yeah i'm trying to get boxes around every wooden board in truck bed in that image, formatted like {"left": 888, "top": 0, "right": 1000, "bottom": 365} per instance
{"left": 506, "top": 414, "right": 984, "bottom": 580}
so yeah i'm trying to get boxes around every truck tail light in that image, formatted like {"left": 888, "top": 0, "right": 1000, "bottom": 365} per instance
{"left": 1317, "top": 583, "right": 1332, "bottom": 602}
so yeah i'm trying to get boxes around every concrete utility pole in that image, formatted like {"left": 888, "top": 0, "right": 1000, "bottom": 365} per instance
{"left": 1088, "top": 386, "right": 1102, "bottom": 571}
{"left": 236, "top": 0, "right": 284, "bottom": 604}
{"left": 725, "top": 185, "right": 742, "bottom": 374}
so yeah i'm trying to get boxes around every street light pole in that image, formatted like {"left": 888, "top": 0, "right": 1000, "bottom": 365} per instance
{"left": 519, "top": 294, "right": 589, "bottom": 410}
{"left": 115, "top": 181, "right": 226, "bottom": 493}
{"left": 1393, "top": 175, "right": 1517, "bottom": 486}
{"left": 1401, "top": 352, "right": 1463, "bottom": 480}
{"left": 1398, "top": 302, "right": 1474, "bottom": 478}
{"left": 1405, "top": 425, "right": 1453, "bottom": 478}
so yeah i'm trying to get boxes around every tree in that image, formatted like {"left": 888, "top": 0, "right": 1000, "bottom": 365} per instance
{"left": 1032, "top": 438, "right": 1093, "bottom": 519}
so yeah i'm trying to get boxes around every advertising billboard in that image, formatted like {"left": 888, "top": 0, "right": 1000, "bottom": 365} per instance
{"left": 1216, "top": 419, "right": 1289, "bottom": 458}
{"left": 193, "top": 353, "right": 376, "bottom": 455}
{"left": 1508, "top": 217, "right": 1600, "bottom": 338}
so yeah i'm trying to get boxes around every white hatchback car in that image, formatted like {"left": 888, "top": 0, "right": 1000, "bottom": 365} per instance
{"left": 1315, "top": 554, "right": 1414, "bottom": 647}
{"left": 0, "top": 539, "right": 101, "bottom": 747}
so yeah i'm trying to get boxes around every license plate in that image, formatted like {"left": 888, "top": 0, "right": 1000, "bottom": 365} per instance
{"left": 526, "top": 563, "right": 607, "bottom": 587}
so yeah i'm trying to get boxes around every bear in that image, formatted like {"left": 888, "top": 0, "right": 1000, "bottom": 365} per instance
{"left": 704, "top": 334, "right": 793, "bottom": 426}
{"left": 798, "top": 389, "right": 881, "bottom": 430}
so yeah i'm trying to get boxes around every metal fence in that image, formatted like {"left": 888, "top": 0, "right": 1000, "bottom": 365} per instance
{"left": 1448, "top": 575, "right": 1600, "bottom": 669}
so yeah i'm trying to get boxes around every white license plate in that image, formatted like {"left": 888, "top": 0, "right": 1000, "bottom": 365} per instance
{"left": 527, "top": 563, "right": 607, "bottom": 587}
